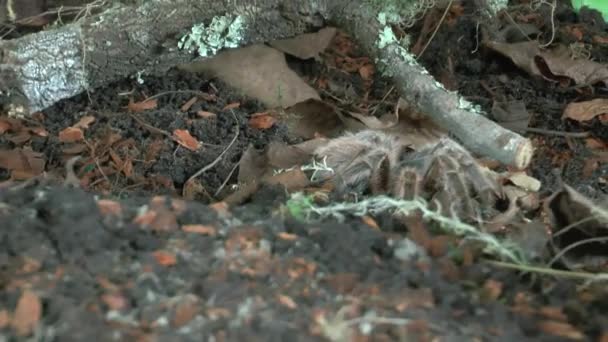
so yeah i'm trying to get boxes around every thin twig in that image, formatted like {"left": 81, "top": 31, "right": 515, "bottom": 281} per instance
{"left": 139, "top": 90, "right": 215, "bottom": 102}
{"left": 417, "top": 0, "right": 454, "bottom": 59}
{"left": 184, "top": 110, "right": 240, "bottom": 192}
{"left": 369, "top": 86, "right": 395, "bottom": 116}
{"left": 129, "top": 113, "right": 173, "bottom": 139}
{"left": 548, "top": 236, "right": 608, "bottom": 267}
{"left": 525, "top": 127, "right": 590, "bottom": 138}
{"left": 486, "top": 259, "right": 608, "bottom": 281}
{"left": 551, "top": 216, "right": 596, "bottom": 239}
{"left": 214, "top": 161, "right": 240, "bottom": 197}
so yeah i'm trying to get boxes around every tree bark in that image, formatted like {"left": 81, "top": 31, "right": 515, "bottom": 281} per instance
{"left": 0, "top": 0, "right": 533, "bottom": 168}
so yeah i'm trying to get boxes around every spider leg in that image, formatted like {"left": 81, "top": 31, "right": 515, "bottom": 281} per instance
{"left": 390, "top": 166, "right": 424, "bottom": 200}
{"left": 433, "top": 153, "right": 477, "bottom": 218}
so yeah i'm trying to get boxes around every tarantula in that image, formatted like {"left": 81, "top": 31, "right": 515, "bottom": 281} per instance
{"left": 313, "top": 130, "right": 503, "bottom": 219}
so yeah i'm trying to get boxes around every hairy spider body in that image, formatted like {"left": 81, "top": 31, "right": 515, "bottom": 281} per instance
{"left": 314, "top": 130, "right": 502, "bottom": 219}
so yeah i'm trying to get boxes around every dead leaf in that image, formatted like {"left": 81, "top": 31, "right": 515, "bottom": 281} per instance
{"left": 182, "top": 178, "right": 211, "bottom": 201}
{"left": 97, "top": 199, "right": 122, "bottom": 216}
{"left": 362, "top": 215, "right": 380, "bottom": 230}
{"left": 197, "top": 110, "right": 217, "bottom": 119}
{"left": 74, "top": 116, "right": 96, "bottom": 130}
{"left": 563, "top": 98, "right": 608, "bottom": 122}
{"left": 62, "top": 143, "right": 88, "bottom": 155}
{"left": 29, "top": 127, "right": 48, "bottom": 137}
{"left": 491, "top": 101, "right": 531, "bottom": 134}
{"left": 277, "top": 232, "right": 298, "bottom": 241}
{"left": 481, "top": 279, "right": 503, "bottom": 301}
{"left": 0, "top": 120, "right": 11, "bottom": 134}
{"left": 101, "top": 293, "right": 128, "bottom": 311}
{"left": 133, "top": 197, "right": 179, "bottom": 232}
{"left": 223, "top": 102, "right": 240, "bottom": 111}
{"left": 343, "top": 110, "right": 399, "bottom": 130}
{"left": 265, "top": 169, "right": 310, "bottom": 191}
{"left": 172, "top": 295, "right": 200, "bottom": 328}
{"left": 58, "top": 127, "right": 84, "bottom": 143}
{"left": 179, "top": 44, "right": 320, "bottom": 108}
{"left": 144, "top": 139, "right": 164, "bottom": 162}
{"left": 285, "top": 99, "right": 344, "bottom": 139}
{"left": 585, "top": 137, "right": 608, "bottom": 150}
{"left": 11, "top": 290, "right": 41, "bottom": 337}
{"left": 249, "top": 112, "right": 277, "bottom": 130}
{"left": 276, "top": 294, "right": 297, "bottom": 309}
{"left": 269, "top": 27, "right": 337, "bottom": 60}
{"left": 0, "top": 310, "right": 10, "bottom": 329}
{"left": 507, "top": 172, "right": 541, "bottom": 192}
{"left": 182, "top": 224, "right": 217, "bottom": 235}
{"left": 0, "top": 148, "right": 45, "bottom": 180}
{"left": 358, "top": 64, "right": 375, "bottom": 81}
{"left": 544, "top": 184, "right": 608, "bottom": 271}
{"left": 237, "top": 139, "right": 326, "bottom": 184}
{"left": 153, "top": 250, "right": 177, "bottom": 266}
{"left": 486, "top": 40, "right": 608, "bottom": 87}
{"left": 5, "top": 131, "right": 32, "bottom": 145}
{"left": 173, "top": 129, "right": 201, "bottom": 151}
{"left": 127, "top": 98, "right": 158, "bottom": 113}
{"left": 537, "top": 321, "right": 584, "bottom": 340}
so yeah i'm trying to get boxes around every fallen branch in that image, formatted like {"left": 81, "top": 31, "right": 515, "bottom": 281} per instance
{"left": 0, "top": 0, "right": 533, "bottom": 167}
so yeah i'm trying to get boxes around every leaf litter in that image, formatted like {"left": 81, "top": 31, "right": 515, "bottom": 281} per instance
{"left": 1, "top": 1, "right": 608, "bottom": 341}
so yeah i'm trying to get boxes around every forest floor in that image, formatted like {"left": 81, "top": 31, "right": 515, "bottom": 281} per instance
{"left": 1, "top": 0, "right": 607, "bottom": 341}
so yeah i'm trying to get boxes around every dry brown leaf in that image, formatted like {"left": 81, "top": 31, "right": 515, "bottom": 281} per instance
{"left": 285, "top": 99, "right": 344, "bottom": 139}
{"left": 74, "top": 116, "right": 96, "bottom": 130}
{"left": 62, "top": 144, "right": 88, "bottom": 155}
{"left": 179, "top": 44, "right": 319, "bottom": 108}
{"left": 486, "top": 41, "right": 608, "bottom": 87}
{"left": 362, "top": 215, "right": 380, "bottom": 230}
{"left": 481, "top": 279, "right": 503, "bottom": 301}
{"left": 563, "top": 98, "right": 608, "bottom": 122}
{"left": 222, "top": 102, "right": 240, "bottom": 111}
{"left": 269, "top": 27, "right": 337, "bottom": 60}
{"left": 127, "top": 98, "right": 158, "bottom": 113}
{"left": 0, "top": 120, "right": 11, "bottom": 134}
{"left": 585, "top": 137, "right": 608, "bottom": 149}
{"left": 182, "top": 178, "right": 207, "bottom": 201}
{"left": 197, "top": 110, "right": 217, "bottom": 119}
{"left": 97, "top": 199, "right": 122, "bottom": 216}
{"left": 237, "top": 139, "right": 326, "bottom": 184}
{"left": 358, "top": 64, "right": 375, "bottom": 81}
{"left": 172, "top": 296, "right": 200, "bottom": 328}
{"left": 153, "top": 250, "right": 177, "bottom": 266}
{"left": 133, "top": 210, "right": 158, "bottom": 226}
{"left": 5, "top": 131, "right": 32, "bottom": 145}
{"left": 11, "top": 290, "right": 41, "bottom": 337}
{"left": 122, "top": 158, "right": 134, "bottom": 177}
{"left": 58, "top": 127, "right": 84, "bottom": 143}
{"left": 101, "top": 293, "right": 128, "bottom": 311}
{"left": 277, "top": 232, "right": 298, "bottom": 241}
{"left": 265, "top": 169, "right": 310, "bottom": 191}
{"left": 182, "top": 224, "right": 217, "bottom": 235}
{"left": 249, "top": 112, "right": 277, "bottom": 130}
{"left": 29, "top": 127, "right": 48, "bottom": 137}
{"left": 0, "top": 148, "right": 45, "bottom": 179}
{"left": 0, "top": 310, "right": 10, "bottom": 329}
{"left": 173, "top": 129, "right": 200, "bottom": 151}
{"left": 276, "top": 294, "right": 297, "bottom": 309}
{"left": 537, "top": 320, "right": 584, "bottom": 340}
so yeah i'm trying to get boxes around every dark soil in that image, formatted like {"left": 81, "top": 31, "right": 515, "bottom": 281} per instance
{"left": 1, "top": 0, "right": 608, "bottom": 341}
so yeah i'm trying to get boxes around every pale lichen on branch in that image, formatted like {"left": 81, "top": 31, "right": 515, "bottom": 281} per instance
{"left": 178, "top": 15, "right": 246, "bottom": 57}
